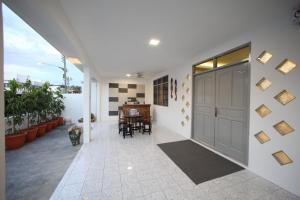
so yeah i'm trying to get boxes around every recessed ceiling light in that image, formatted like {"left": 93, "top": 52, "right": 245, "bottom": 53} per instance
{"left": 67, "top": 57, "right": 82, "bottom": 65}
{"left": 149, "top": 39, "right": 160, "bottom": 46}
{"left": 126, "top": 74, "right": 131, "bottom": 77}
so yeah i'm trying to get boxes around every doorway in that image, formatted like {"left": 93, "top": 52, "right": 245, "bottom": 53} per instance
{"left": 192, "top": 45, "right": 250, "bottom": 165}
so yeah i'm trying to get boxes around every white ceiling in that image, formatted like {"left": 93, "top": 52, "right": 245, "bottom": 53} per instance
{"left": 4, "top": 0, "right": 298, "bottom": 78}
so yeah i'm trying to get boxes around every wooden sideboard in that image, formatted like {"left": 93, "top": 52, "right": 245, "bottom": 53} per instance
{"left": 122, "top": 104, "right": 151, "bottom": 120}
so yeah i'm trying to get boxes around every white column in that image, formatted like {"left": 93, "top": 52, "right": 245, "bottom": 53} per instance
{"left": 0, "top": 2, "right": 5, "bottom": 199}
{"left": 96, "top": 81, "right": 101, "bottom": 122}
{"left": 83, "top": 66, "right": 91, "bottom": 143}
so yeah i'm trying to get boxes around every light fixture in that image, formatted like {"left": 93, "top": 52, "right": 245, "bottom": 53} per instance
{"left": 126, "top": 74, "right": 131, "bottom": 77}
{"left": 256, "top": 77, "right": 272, "bottom": 91}
{"left": 255, "top": 104, "right": 272, "bottom": 118}
{"left": 67, "top": 57, "right": 82, "bottom": 65}
{"left": 149, "top": 39, "right": 160, "bottom": 46}
{"left": 272, "top": 151, "right": 293, "bottom": 166}
{"left": 256, "top": 51, "right": 272, "bottom": 64}
{"left": 127, "top": 166, "right": 133, "bottom": 170}
{"left": 274, "top": 90, "right": 296, "bottom": 105}
{"left": 276, "top": 59, "right": 296, "bottom": 74}
{"left": 255, "top": 131, "right": 271, "bottom": 144}
{"left": 273, "top": 121, "right": 294, "bottom": 136}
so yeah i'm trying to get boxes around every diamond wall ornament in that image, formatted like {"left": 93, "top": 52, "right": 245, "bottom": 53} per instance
{"left": 273, "top": 121, "right": 294, "bottom": 136}
{"left": 181, "top": 121, "right": 185, "bottom": 127}
{"left": 276, "top": 59, "right": 296, "bottom": 75}
{"left": 182, "top": 82, "right": 185, "bottom": 88}
{"left": 185, "top": 115, "right": 190, "bottom": 121}
{"left": 272, "top": 151, "right": 293, "bottom": 166}
{"left": 255, "top": 131, "right": 271, "bottom": 144}
{"left": 186, "top": 88, "right": 190, "bottom": 94}
{"left": 186, "top": 101, "right": 190, "bottom": 108}
{"left": 182, "top": 95, "right": 185, "bottom": 101}
{"left": 274, "top": 90, "right": 296, "bottom": 105}
{"left": 256, "top": 51, "right": 272, "bottom": 64}
{"left": 255, "top": 104, "right": 272, "bottom": 118}
{"left": 256, "top": 77, "right": 272, "bottom": 91}
{"left": 181, "top": 108, "right": 185, "bottom": 114}
{"left": 186, "top": 74, "right": 191, "bottom": 80}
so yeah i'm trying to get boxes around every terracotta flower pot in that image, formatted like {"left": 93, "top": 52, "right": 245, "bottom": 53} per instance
{"left": 45, "top": 122, "right": 53, "bottom": 132}
{"left": 58, "top": 117, "right": 64, "bottom": 126}
{"left": 53, "top": 119, "right": 59, "bottom": 128}
{"left": 36, "top": 124, "right": 47, "bottom": 137}
{"left": 25, "top": 127, "right": 38, "bottom": 142}
{"left": 5, "top": 132, "right": 27, "bottom": 150}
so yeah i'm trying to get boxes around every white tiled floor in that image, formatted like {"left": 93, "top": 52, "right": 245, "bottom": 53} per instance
{"left": 50, "top": 122, "right": 300, "bottom": 200}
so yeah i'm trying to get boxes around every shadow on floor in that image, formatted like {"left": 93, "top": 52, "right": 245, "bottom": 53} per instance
{"left": 5, "top": 125, "right": 81, "bottom": 200}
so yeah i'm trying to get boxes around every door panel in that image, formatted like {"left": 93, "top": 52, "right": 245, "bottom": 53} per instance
{"left": 215, "top": 63, "right": 249, "bottom": 164}
{"left": 192, "top": 72, "right": 215, "bottom": 146}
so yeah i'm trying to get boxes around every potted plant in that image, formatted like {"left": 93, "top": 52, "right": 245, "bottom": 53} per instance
{"left": 21, "top": 80, "right": 38, "bottom": 142}
{"left": 35, "top": 82, "right": 52, "bottom": 134}
{"left": 50, "top": 88, "right": 65, "bottom": 127}
{"left": 5, "top": 79, "right": 27, "bottom": 150}
{"left": 68, "top": 125, "right": 82, "bottom": 146}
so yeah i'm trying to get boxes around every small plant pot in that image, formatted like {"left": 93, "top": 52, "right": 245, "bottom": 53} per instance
{"left": 46, "top": 122, "right": 53, "bottom": 132}
{"left": 25, "top": 127, "right": 38, "bottom": 142}
{"left": 58, "top": 117, "right": 64, "bottom": 126}
{"left": 53, "top": 119, "right": 59, "bottom": 128}
{"left": 5, "top": 132, "right": 27, "bottom": 150}
{"left": 36, "top": 124, "right": 47, "bottom": 137}
{"left": 69, "top": 131, "right": 81, "bottom": 146}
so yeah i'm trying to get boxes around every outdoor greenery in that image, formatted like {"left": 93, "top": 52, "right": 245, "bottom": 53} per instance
{"left": 4, "top": 79, "right": 65, "bottom": 134}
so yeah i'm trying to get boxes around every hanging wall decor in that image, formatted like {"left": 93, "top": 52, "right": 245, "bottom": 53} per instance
{"left": 182, "top": 82, "right": 185, "bottom": 88}
{"left": 181, "top": 108, "right": 185, "bottom": 114}
{"left": 170, "top": 78, "right": 173, "bottom": 99}
{"left": 174, "top": 79, "right": 177, "bottom": 101}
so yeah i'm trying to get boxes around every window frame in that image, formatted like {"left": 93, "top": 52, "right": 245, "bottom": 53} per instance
{"left": 153, "top": 75, "right": 168, "bottom": 106}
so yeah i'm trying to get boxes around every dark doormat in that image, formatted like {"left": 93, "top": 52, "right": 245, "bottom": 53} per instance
{"left": 158, "top": 140, "right": 244, "bottom": 184}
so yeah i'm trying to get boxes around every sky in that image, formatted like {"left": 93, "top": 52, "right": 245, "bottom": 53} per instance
{"left": 3, "top": 4, "right": 83, "bottom": 86}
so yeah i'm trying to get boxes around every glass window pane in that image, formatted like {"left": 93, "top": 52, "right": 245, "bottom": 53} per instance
{"left": 217, "top": 46, "right": 250, "bottom": 68}
{"left": 193, "top": 59, "right": 214, "bottom": 74}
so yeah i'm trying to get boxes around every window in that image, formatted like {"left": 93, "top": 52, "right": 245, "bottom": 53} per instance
{"left": 193, "top": 45, "right": 250, "bottom": 75}
{"left": 153, "top": 75, "right": 168, "bottom": 106}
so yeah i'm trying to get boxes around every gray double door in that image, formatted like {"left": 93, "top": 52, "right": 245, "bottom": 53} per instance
{"left": 192, "top": 62, "right": 249, "bottom": 164}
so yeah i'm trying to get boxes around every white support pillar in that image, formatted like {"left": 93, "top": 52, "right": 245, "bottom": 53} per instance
{"left": 0, "top": 2, "right": 5, "bottom": 199}
{"left": 96, "top": 81, "right": 101, "bottom": 122}
{"left": 83, "top": 66, "right": 91, "bottom": 143}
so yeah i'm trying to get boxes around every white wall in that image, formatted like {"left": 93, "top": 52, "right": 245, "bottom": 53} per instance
{"left": 151, "top": 20, "right": 300, "bottom": 196}
{"left": 62, "top": 94, "right": 83, "bottom": 123}
{"left": 100, "top": 77, "right": 152, "bottom": 121}
{"left": 0, "top": 2, "right": 5, "bottom": 198}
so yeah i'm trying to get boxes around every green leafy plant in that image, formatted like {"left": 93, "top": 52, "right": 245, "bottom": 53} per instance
{"left": 22, "top": 80, "right": 38, "bottom": 128}
{"left": 50, "top": 87, "right": 65, "bottom": 119}
{"left": 35, "top": 82, "right": 52, "bottom": 123}
{"left": 4, "top": 79, "right": 25, "bottom": 134}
